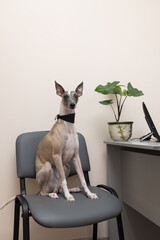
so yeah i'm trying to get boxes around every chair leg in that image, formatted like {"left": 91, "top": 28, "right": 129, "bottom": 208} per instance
{"left": 22, "top": 209, "right": 30, "bottom": 240}
{"left": 13, "top": 198, "right": 20, "bottom": 240}
{"left": 93, "top": 223, "right": 98, "bottom": 240}
{"left": 116, "top": 214, "right": 125, "bottom": 240}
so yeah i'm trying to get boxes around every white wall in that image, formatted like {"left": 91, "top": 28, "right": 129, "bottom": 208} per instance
{"left": 0, "top": 0, "right": 160, "bottom": 239}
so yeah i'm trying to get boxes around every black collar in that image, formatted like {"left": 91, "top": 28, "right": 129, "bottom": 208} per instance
{"left": 56, "top": 113, "right": 75, "bottom": 123}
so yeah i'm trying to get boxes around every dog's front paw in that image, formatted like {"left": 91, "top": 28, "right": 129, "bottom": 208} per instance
{"left": 87, "top": 192, "right": 98, "bottom": 200}
{"left": 66, "top": 193, "right": 75, "bottom": 201}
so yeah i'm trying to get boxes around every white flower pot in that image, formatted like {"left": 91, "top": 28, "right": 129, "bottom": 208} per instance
{"left": 108, "top": 122, "right": 133, "bottom": 141}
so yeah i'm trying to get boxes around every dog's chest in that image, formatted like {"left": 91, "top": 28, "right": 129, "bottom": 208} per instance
{"left": 62, "top": 132, "right": 78, "bottom": 163}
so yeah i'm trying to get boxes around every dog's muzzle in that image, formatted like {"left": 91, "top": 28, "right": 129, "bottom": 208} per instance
{"left": 69, "top": 103, "right": 76, "bottom": 109}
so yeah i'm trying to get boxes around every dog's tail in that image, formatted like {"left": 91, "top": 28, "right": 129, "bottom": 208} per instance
{"left": 0, "top": 196, "right": 16, "bottom": 210}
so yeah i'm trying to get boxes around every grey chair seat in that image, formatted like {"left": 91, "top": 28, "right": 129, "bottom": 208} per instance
{"left": 25, "top": 186, "right": 122, "bottom": 228}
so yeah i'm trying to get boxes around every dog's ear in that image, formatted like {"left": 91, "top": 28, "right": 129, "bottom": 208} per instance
{"left": 55, "top": 81, "right": 65, "bottom": 96}
{"left": 75, "top": 82, "right": 83, "bottom": 97}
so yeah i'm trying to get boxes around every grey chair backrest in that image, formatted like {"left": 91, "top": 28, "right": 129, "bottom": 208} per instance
{"left": 16, "top": 131, "right": 91, "bottom": 179}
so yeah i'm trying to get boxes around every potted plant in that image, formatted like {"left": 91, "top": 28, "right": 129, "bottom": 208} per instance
{"left": 95, "top": 81, "right": 144, "bottom": 141}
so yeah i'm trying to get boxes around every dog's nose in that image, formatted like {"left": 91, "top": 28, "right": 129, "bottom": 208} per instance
{"left": 70, "top": 103, "right": 75, "bottom": 109}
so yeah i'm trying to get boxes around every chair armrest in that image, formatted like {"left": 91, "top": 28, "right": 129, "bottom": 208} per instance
{"left": 97, "top": 184, "right": 119, "bottom": 198}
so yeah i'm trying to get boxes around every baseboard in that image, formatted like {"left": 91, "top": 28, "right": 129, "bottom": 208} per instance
{"left": 73, "top": 238, "right": 109, "bottom": 240}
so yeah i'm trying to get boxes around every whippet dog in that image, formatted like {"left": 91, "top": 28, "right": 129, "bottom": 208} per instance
{"left": 35, "top": 82, "right": 98, "bottom": 201}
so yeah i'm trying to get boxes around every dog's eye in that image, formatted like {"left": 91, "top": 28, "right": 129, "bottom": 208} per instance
{"left": 63, "top": 94, "right": 69, "bottom": 100}
{"left": 73, "top": 94, "right": 78, "bottom": 99}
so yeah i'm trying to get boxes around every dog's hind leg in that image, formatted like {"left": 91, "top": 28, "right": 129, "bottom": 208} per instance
{"left": 69, "top": 188, "right": 81, "bottom": 193}
{"left": 36, "top": 161, "right": 53, "bottom": 197}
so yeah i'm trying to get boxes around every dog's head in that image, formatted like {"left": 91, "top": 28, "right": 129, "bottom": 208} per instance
{"left": 55, "top": 81, "right": 83, "bottom": 110}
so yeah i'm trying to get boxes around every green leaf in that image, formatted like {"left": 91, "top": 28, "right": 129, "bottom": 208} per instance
{"left": 127, "top": 82, "right": 144, "bottom": 97}
{"left": 95, "top": 81, "right": 122, "bottom": 95}
{"left": 99, "top": 100, "right": 113, "bottom": 105}
{"left": 115, "top": 85, "right": 123, "bottom": 94}
{"left": 121, "top": 89, "right": 128, "bottom": 96}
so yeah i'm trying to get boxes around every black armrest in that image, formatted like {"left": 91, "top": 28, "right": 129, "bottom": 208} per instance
{"left": 97, "top": 184, "right": 119, "bottom": 198}
{"left": 16, "top": 195, "right": 30, "bottom": 217}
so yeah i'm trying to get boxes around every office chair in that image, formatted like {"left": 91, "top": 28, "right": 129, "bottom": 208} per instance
{"left": 13, "top": 131, "right": 125, "bottom": 240}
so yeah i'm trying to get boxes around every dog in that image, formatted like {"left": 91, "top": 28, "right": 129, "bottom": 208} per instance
{"left": 35, "top": 82, "right": 98, "bottom": 201}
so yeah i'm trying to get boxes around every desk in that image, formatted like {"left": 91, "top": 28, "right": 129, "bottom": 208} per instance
{"left": 105, "top": 140, "right": 160, "bottom": 240}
